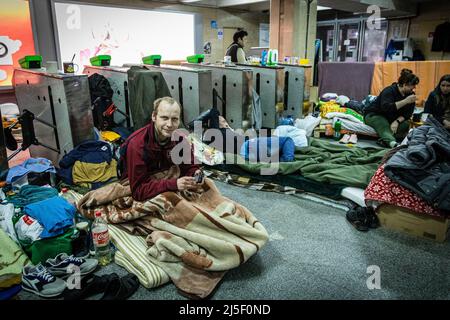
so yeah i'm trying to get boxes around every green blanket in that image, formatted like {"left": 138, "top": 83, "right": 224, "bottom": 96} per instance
{"left": 226, "top": 138, "right": 388, "bottom": 189}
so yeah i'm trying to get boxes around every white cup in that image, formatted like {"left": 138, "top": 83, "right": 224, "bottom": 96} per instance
{"left": 224, "top": 55, "right": 231, "bottom": 65}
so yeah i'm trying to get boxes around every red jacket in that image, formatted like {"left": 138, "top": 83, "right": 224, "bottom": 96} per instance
{"left": 121, "top": 122, "right": 199, "bottom": 201}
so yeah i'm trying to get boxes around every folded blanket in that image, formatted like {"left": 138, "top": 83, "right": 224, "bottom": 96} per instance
{"left": 109, "top": 225, "right": 170, "bottom": 289}
{"left": 78, "top": 178, "right": 268, "bottom": 299}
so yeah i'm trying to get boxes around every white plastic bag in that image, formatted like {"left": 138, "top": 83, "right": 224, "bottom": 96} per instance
{"left": 294, "top": 115, "right": 321, "bottom": 137}
{"left": 15, "top": 215, "right": 44, "bottom": 243}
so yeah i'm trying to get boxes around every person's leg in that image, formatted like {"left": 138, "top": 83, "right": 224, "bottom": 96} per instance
{"left": 395, "top": 121, "right": 411, "bottom": 141}
{"left": 365, "top": 114, "right": 396, "bottom": 147}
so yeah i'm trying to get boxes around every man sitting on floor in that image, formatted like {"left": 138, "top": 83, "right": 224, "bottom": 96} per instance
{"left": 120, "top": 96, "right": 203, "bottom": 201}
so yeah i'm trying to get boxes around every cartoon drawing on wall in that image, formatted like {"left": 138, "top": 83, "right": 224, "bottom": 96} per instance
{"left": 77, "top": 23, "right": 129, "bottom": 67}
{"left": 0, "top": 69, "right": 7, "bottom": 81}
{"left": 0, "top": 36, "right": 22, "bottom": 66}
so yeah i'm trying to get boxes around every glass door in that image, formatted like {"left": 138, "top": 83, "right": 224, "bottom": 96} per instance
{"left": 317, "top": 24, "right": 336, "bottom": 62}
{"left": 337, "top": 22, "right": 361, "bottom": 62}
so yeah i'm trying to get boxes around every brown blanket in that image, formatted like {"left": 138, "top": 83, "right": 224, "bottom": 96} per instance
{"left": 78, "top": 173, "right": 268, "bottom": 299}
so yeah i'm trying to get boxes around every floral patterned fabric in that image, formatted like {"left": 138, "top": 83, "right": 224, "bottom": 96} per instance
{"left": 364, "top": 165, "right": 447, "bottom": 217}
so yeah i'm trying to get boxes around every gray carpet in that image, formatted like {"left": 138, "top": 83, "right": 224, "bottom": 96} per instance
{"left": 18, "top": 180, "right": 450, "bottom": 300}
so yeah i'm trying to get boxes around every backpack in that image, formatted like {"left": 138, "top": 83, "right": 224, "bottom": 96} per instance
{"left": 88, "top": 73, "right": 116, "bottom": 130}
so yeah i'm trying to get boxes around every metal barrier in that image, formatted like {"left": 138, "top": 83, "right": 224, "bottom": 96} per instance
{"left": 13, "top": 68, "right": 94, "bottom": 165}
{"left": 128, "top": 64, "right": 213, "bottom": 126}
{"left": 237, "top": 64, "right": 285, "bottom": 128}
{"left": 83, "top": 66, "right": 132, "bottom": 127}
{"left": 278, "top": 63, "right": 309, "bottom": 119}
{"left": 182, "top": 62, "right": 253, "bottom": 129}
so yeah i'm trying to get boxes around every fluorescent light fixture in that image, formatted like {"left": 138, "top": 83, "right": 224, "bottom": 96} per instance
{"left": 317, "top": 6, "right": 332, "bottom": 11}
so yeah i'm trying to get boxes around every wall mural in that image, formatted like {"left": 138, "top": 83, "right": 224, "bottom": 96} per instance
{"left": 0, "top": 0, "right": 36, "bottom": 88}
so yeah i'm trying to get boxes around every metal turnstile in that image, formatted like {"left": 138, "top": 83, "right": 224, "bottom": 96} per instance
{"left": 83, "top": 66, "right": 133, "bottom": 127}
{"left": 278, "top": 63, "right": 309, "bottom": 119}
{"left": 13, "top": 69, "right": 94, "bottom": 165}
{"left": 138, "top": 64, "right": 212, "bottom": 125}
{"left": 237, "top": 64, "right": 285, "bottom": 128}
{"left": 181, "top": 62, "right": 253, "bottom": 129}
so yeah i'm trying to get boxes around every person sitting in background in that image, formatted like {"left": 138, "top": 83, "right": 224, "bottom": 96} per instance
{"left": 225, "top": 30, "right": 248, "bottom": 63}
{"left": 120, "top": 97, "right": 202, "bottom": 201}
{"left": 424, "top": 74, "right": 450, "bottom": 130}
{"left": 364, "top": 69, "right": 419, "bottom": 148}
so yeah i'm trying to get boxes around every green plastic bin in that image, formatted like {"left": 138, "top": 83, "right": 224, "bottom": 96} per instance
{"left": 142, "top": 55, "right": 162, "bottom": 66}
{"left": 90, "top": 55, "right": 111, "bottom": 66}
{"left": 186, "top": 54, "right": 204, "bottom": 63}
{"left": 18, "top": 55, "right": 42, "bottom": 69}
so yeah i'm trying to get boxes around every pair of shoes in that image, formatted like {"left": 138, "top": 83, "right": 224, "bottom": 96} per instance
{"left": 346, "top": 206, "right": 379, "bottom": 232}
{"left": 22, "top": 254, "right": 99, "bottom": 298}
{"left": 339, "top": 133, "right": 358, "bottom": 144}
{"left": 63, "top": 273, "right": 139, "bottom": 300}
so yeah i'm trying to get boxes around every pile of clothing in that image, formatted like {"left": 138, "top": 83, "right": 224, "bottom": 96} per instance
{"left": 58, "top": 140, "right": 118, "bottom": 191}
{"left": 365, "top": 117, "right": 450, "bottom": 218}
{"left": 318, "top": 93, "right": 378, "bottom": 137}
{"left": 1, "top": 183, "right": 77, "bottom": 265}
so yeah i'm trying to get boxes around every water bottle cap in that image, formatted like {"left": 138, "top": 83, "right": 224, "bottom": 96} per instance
{"left": 95, "top": 211, "right": 102, "bottom": 217}
{"left": 61, "top": 188, "right": 68, "bottom": 193}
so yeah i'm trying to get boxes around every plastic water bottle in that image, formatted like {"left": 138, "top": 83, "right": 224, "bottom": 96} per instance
{"left": 261, "top": 50, "right": 267, "bottom": 66}
{"left": 333, "top": 120, "right": 342, "bottom": 140}
{"left": 91, "top": 211, "right": 112, "bottom": 266}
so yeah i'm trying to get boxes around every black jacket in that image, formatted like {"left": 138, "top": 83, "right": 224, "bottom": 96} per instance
{"left": 384, "top": 116, "right": 450, "bottom": 212}
{"left": 424, "top": 89, "right": 450, "bottom": 124}
{"left": 225, "top": 42, "right": 243, "bottom": 63}
{"left": 431, "top": 22, "right": 450, "bottom": 52}
{"left": 364, "top": 83, "right": 415, "bottom": 124}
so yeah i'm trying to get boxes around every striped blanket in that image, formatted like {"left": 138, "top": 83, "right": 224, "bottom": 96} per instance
{"left": 77, "top": 178, "right": 268, "bottom": 299}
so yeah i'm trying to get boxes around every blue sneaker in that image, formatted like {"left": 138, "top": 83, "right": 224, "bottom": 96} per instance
{"left": 22, "top": 263, "right": 66, "bottom": 298}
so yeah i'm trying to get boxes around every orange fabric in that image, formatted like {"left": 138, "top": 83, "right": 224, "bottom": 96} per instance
{"left": 370, "top": 61, "right": 450, "bottom": 107}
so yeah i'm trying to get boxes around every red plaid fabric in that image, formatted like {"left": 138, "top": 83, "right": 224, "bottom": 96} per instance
{"left": 364, "top": 165, "right": 446, "bottom": 217}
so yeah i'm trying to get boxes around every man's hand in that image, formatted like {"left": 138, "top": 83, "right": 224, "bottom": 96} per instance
{"left": 390, "top": 120, "right": 399, "bottom": 134}
{"left": 177, "top": 176, "right": 198, "bottom": 191}
{"left": 404, "top": 94, "right": 417, "bottom": 105}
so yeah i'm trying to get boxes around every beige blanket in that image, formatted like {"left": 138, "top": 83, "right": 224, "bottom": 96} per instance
{"left": 78, "top": 176, "right": 268, "bottom": 299}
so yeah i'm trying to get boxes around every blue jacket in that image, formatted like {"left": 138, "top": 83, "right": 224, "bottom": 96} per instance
{"left": 58, "top": 140, "right": 113, "bottom": 185}
{"left": 240, "top": 136, "right": 295, "bottom": 162}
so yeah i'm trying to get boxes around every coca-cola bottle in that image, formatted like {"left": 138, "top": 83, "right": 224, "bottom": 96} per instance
{"left": 91, "top": 211, "right": 112, "bottom": 266}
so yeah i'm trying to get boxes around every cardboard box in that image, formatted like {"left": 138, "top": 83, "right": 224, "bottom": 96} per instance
{"left": 377, "top": 204, "right": 450, "bottom": 242}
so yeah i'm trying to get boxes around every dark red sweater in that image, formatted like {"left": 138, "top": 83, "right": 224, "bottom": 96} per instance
{"left": 121, "top": 122, "right": 199, "bottom": 201}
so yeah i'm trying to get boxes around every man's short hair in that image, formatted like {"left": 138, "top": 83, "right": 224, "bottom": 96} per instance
{"left": 153, "top": 97, "right": 180, "bottom": 115}
{"left": 233, "top": 30, "right": 248, "bottom": 43}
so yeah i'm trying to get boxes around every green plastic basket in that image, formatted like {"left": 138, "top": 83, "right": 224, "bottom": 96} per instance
{"left": 186, "top": 54, "right": 204, "bottom": 63}
{"left": 90, "top": 55, "right": 111, "bottom": 66}
{"left": 18, "top": 55, "right": 42, "bottom": 69}
{"left": 142, "top": 55, "right": 162, "bottom": 66}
